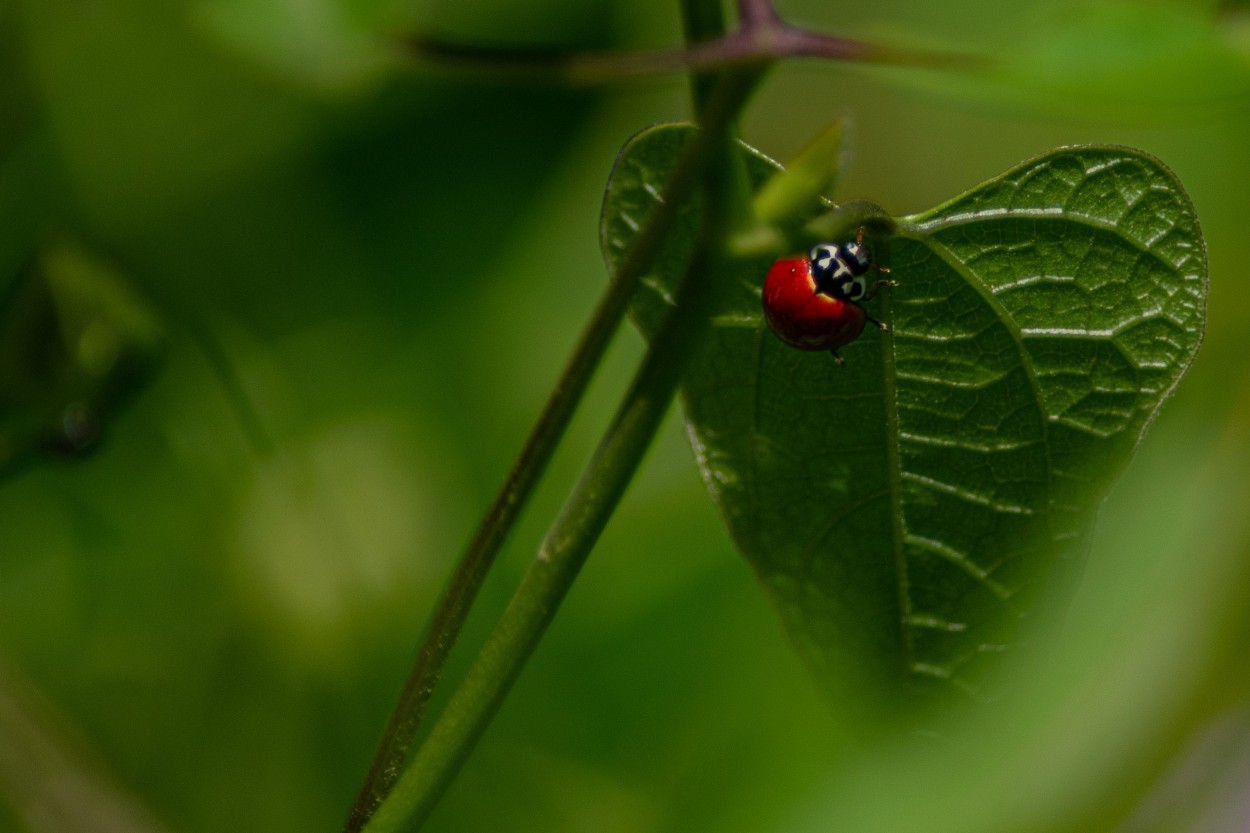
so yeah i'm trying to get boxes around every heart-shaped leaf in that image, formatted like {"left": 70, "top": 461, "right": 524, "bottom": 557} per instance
{"left": 600, "top": 124, "right": 1206, "bottom": 710}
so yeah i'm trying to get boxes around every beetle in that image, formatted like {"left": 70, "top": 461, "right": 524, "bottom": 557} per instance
{"left": 761, "top": 227, "right": 894, "bottom": 365}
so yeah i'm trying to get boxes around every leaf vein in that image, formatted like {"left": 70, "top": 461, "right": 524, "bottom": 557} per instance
{"left": 904, "top": 534, "right": 1012, "bottom": 601}
{"left": 898, "top": 431, "right": 1039, "bottom": 453}
{"left": 894, "top": 368, "right": 1011, "bottom": 391}
{"left": 901, "top": 471, "right": 1036, "bottom": 516}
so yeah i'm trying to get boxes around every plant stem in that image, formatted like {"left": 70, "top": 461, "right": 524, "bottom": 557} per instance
{"left": 364, "top": 243, "right": 716, "bottom": 833}
{"left": 361, "top": 86, "right": 754, "bottom": 829}
{"left": 343, "top": 49, "right": 752, "bottom": 833}
{"left": 680, "top": 0, "right": 728, "bottom": 112}
{"left": 401, "top": 11, "right": 976, "bottom": 86}
{"left": 346, "top": 0, "right": 757, "bottom": 825}
{"left": 346, "top": 143, "right": 712, "bottom": 833}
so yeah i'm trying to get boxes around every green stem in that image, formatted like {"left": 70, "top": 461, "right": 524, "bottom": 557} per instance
{"left": 345, "top": 124, "right": 724, "bottom": 833}
{"left": 363, "top": 244, "right": 714, "bottom": 833}
{"left": 362, "top": 69, "right": 760, "bottom": 833}
{"left": 342, "top": 42, "right": 755, "bottom": 833}
{"left": 680, "top": 0, "right": 728, "bottom": 112}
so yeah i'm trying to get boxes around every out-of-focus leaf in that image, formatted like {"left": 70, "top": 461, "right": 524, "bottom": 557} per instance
{"left": 0, "top": 658, "right": 174, "bottom": 833}
{"left": 600, "top": 124, "right": 1206, "bottom": 712}
{"left": 0, "top": 244, "right": 164, "bottom": 472}
{"left": 16, "top": 0, "right": 318, "bottom": 230}
{"left": 194, "top": 0, "right": 402, "bottom": 93}
{"left": 883, "top": 4, "right": 1250, "bottom": 123}
{"left": 999, "top": 5, "right": 1250, "bottom": 117}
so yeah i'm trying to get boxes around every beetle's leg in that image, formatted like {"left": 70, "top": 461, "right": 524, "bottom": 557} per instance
{"left": 830, "top": 350, "right": 847, "bottom": 366}
{"left": 866, "top": 315, "right": 890, "bottom": 331}
{"left": 863, "top": 278, "right": 898, "bottom": 302}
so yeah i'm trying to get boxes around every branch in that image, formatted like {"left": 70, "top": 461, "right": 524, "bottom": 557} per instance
{"left": 399, "top": 13, "right": 979, "bottom": 85}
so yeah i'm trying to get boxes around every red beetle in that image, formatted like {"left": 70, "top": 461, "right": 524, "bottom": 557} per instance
{"left": 762, "top": 227, "right": 893, "bottom": 365}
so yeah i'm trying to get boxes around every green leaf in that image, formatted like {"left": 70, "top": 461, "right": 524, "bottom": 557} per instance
{"left": 600, "top": 124, "right": 1206, "bottom": 712}
{"left": 193, "top": 0, "right": 406, "bottom": 93}
{"left": 891, "top": 5, "right": 1250, "bottom": 123}
{"left": 0, "top": 242, "right": 164, "bottom": 470}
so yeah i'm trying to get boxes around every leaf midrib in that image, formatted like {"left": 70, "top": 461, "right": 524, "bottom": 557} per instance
{"left": 878, "top": 275, "right": 915, "bottom": 676}
{"left": 876, "top": 217, "right": 1062, "bottom": 683}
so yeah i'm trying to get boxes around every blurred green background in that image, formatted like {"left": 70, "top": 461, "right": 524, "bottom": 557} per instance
{"left": 2, "top": 1, "right": 1250, "bottom": 832}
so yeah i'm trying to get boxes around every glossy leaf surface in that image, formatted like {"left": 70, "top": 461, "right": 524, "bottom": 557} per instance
{"left": 600, "top": 124, "right": 1206, "bottom": 709}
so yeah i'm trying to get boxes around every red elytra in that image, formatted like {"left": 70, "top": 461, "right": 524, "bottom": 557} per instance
{"left": 762, "top": 256, "right": 867, "bottom": 357}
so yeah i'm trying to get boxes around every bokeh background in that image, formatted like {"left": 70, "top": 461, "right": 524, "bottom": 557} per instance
{"left": 3, "top": 1, "right": 1250, "bottom": 831}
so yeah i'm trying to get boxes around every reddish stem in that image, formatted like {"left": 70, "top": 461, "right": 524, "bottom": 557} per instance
{"left": 737, "top": 0, "right": 781, "bottom": 28}
{"left": 400, "top": 5, "right": 976, "bottom": 83}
